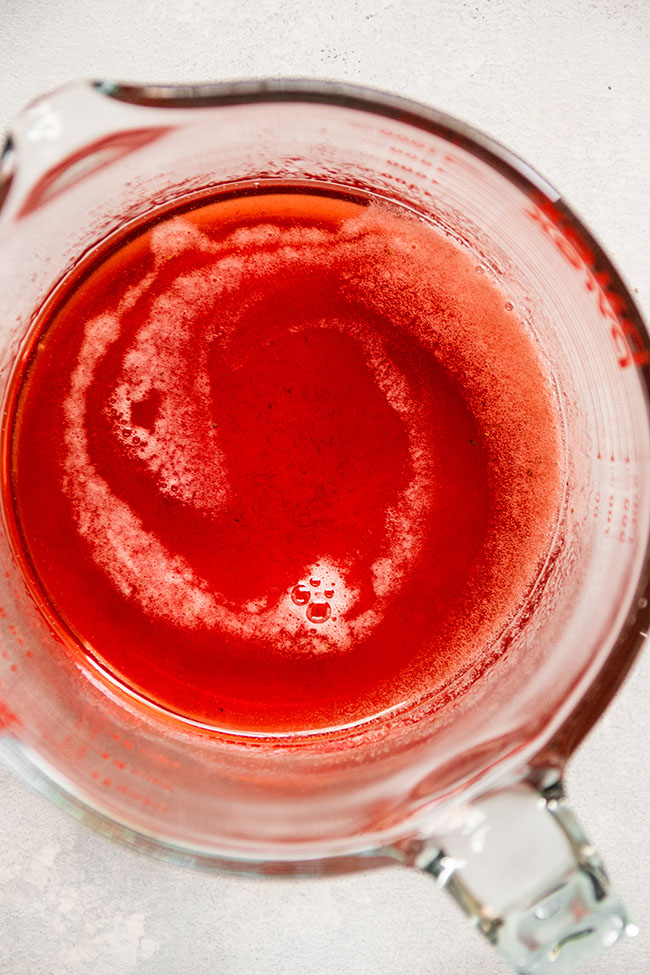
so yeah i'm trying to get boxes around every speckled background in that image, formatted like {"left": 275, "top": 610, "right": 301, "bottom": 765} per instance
{"left": 0, "top": 1, "right": 649, "bottom": 973}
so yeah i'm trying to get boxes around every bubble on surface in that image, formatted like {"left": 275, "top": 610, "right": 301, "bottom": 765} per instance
{"left": 306, "top": 600, "right": 331, "bottom": 623}
{"left": 290, "top": 584, "right": 310, "bottom": 606}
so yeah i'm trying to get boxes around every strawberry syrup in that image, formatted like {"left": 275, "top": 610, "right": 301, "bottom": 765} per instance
{"left": 7, "top": 189, "right": 562, "bottom": 733}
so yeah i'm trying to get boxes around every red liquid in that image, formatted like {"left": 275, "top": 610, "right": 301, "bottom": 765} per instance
{"left": 8, "top": 190, "right": 562, "bottom": 733}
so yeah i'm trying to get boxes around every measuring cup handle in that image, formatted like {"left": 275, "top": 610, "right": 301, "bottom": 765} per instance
{"left": 406, "top": 770, "right": 635, "bottom": 974}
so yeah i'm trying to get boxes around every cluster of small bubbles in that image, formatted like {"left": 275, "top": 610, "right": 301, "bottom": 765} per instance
{"left": 306, "top": 600, "right": 332, "bottom": 623}
{"left": 290, "top": 574, "right": 338, "bottom": 627}
{"left": 290, "top": 583, "right": 310, "bottom": 606}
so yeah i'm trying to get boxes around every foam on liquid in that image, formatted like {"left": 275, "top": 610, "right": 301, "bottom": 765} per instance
{"left": 60, "top": 213, "right": 444, "bottom": 653}
{"left": 10, "top": 192, "right": 562, "bottom": 731}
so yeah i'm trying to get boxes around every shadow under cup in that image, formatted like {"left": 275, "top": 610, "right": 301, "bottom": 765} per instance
{"left": 0, "top": 81, "right": 648, "bottom": 871}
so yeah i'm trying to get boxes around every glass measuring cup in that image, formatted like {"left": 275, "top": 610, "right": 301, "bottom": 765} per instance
{"left": 0, "top": 79, "right": 648, "bottom": 975}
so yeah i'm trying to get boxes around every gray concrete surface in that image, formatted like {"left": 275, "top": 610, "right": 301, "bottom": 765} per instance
{"left": 0, "top": 1, "right": 649, "bottom": 973}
